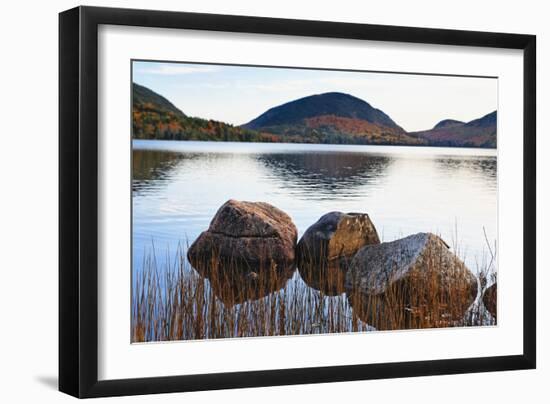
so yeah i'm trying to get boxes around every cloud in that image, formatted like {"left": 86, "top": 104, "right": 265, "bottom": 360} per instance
{"left": 136, "top": 64, "right": 219, "bottom": 76}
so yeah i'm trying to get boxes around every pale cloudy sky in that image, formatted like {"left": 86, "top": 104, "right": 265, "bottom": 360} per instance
{"left": 132, "top": 61, "right": 497, "bottom": 132}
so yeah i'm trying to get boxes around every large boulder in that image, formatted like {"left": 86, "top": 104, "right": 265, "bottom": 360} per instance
{"left": 482, "top": 283, "right": 497, "bottom": 319}
{"left": 187, "top": 199, "right": 298, "bottom": 273}
{"left": 345, "top": 232, "right": 478, "bottom": 330}
{"left": 297, "top": 212, "right": 380, "bottom": 295}
{"left": 298, "top": 212, "right": 380, "bottom": 263}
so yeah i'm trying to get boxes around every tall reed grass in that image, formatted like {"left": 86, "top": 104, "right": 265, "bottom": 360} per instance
{"left": 132, "top": 244, "right": 370, "bottom": 342}
{"left": 132, "top": 231, "right": 496, "bottom": 343}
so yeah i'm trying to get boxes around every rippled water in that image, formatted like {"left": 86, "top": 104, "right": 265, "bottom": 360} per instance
{"left": 133, "top": 140, "right": 497, "bottom": 274}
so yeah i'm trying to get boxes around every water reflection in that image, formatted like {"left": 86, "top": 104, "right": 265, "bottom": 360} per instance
{"left": 133, "top": 150, "right": 393, "bottom": 201}
{"left": 298, "top": 260, "right": 349, "bottom": 296}
{"left": 189, "top": 261, "right": 296, "bottom": 307}
{"left": 257, "top": 152, "right": 392, "bottom": 199}
{"left": 435, "top": 156, "right": 497, "bottom": 184}
{"left": 132, "top": 150, "right": 186, "bottom": 193}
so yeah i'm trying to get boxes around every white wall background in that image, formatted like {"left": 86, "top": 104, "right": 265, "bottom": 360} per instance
{"left": 0, "top": 0, "right": 546, "bottom": 402}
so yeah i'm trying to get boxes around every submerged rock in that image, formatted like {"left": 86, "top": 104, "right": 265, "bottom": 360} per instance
{"left": 193, "top": 264, "right": 295, "bottom": 307}
{"left": 483, "top": 283, "right": 497, "bottom": 319}
{"left": 298, "top": 260, "right": 348, "bottom": 296}
{"left": 345, "top": 232, "right": 478, "bottom": 330}
{"left": 187, "top": 199, "right": 298, "bottom": 273}
{"left": 297, "top": 212, "right": 379, "bottom": 295}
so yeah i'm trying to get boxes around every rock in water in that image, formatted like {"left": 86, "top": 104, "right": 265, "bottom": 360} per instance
{"left": 298, "top": 212, "right": 380, "bottom": 263}
{"left": 483, "top": 283, "right": 497, "bottom": 319}
{"left": 187, "top": 199, "right": 298, "bottom": 273}
{"left": 297, "top": 212, "right": 379, "bottom": 295}
{"left": 345, "top": 232, "right": 478, "bottom": 330}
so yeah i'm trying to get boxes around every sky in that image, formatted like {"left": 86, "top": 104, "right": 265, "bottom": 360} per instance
{"left": 132, "top": 61, "right": 497, "bottom": 132}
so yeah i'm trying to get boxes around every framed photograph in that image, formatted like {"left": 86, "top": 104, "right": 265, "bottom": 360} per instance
{"left": 59, "top": 6, "right": 536, "bottom": 398}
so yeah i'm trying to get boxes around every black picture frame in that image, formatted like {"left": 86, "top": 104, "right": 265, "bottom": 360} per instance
{"left": 59, "top": 5, "right": 536, "bottom": 398}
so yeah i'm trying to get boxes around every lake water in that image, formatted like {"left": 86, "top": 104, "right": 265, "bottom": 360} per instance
{"left": 132, "top": 140, "right": 497, "bottom": 275}
{"left": 132, "top": 140, "right": 497, "bottom": 339}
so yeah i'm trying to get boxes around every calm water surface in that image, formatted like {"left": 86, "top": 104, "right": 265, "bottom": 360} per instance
{"left": 132, "top": 140, "right": 497, "bottom": 274}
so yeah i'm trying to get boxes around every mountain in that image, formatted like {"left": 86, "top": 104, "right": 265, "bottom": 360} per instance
{"left": 244, "top": 92, "right": 402, "bottom": 130}
{"left": 466, "top": 111, "right": 497, "bottom": 129}
{"left": 132, "top": 83, "right": 274, "bottom": 142}
{"left": 133, "top": 83, "right": 187, "bottom": 120}
{"left": 409, "top": 111, "right": 497, "bottom": 148}
{"left": 433, "top": 119, "right": 464, "bottom": 130}
{"left": 132, "top": 84, "right": 496, "bottom": 148}
{"left": 241, "top": 92, "right": 424, "bottom": 145}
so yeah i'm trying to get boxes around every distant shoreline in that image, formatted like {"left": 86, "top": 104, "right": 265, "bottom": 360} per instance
{"left": 132, "top": 139, "right": 498, "bottom": 156}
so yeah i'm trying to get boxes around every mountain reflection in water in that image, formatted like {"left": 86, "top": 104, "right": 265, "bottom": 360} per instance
{"left": 257, "top": 152, "right": 391, "bottom": 200}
